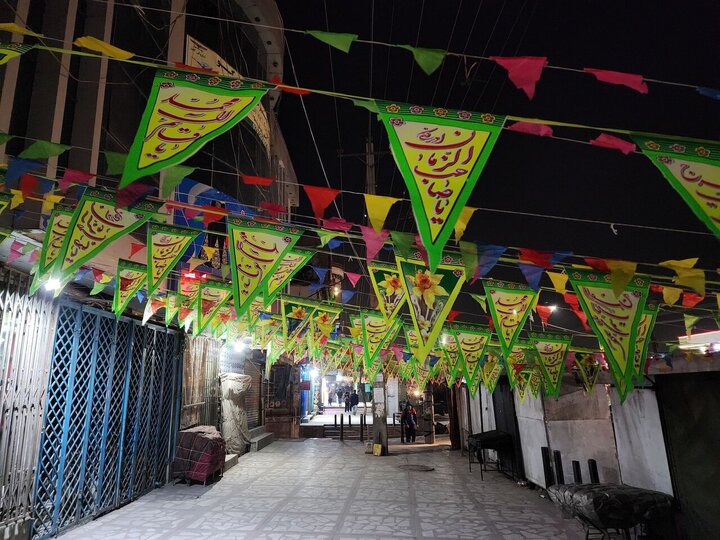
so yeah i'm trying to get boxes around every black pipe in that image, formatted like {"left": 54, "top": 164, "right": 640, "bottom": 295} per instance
{"left": 572, "top": 460, "right": 582, "bottom": 483}
{"left": 588, "top": 459, "right": 599, "bottom": 483}
{"left": 340, "top": 414, "right": 344, "bottom": 442}
{"left": 541, "top": 447, "right": 554, "bottom": 487}
{"left": 553, "top": 450, "right": 564, "bottom": 485}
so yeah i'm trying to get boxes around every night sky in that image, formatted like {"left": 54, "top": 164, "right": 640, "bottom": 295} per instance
{"left": 274, "top": 1, "right": 720, "bottom": 342}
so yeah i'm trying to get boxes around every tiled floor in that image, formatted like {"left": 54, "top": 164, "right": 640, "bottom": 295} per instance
{"left": 62, "top": 439, "right": 584, "bottom": 539}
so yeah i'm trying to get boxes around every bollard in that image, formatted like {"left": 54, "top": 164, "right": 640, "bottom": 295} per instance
{"left": 588, "top": 459, "right": 599, "bottom": 483}
{"left": 541, "top": 447, "right": 554, "bottom": 487}
{"left": 360, "top": 415, "right": 364, "bottom": 442}
{"left": 553, "top": 450, "right": 564, "bottom": 484}
{"left": 348, "top": 414, "right": 352, "bottom": 427}
{"left": 334, "top": 414, "right": 337, "bottom": 427}
{"left": 572, "top": 461, "right": 583, "bottom": 483}
{"left": 340, "top": 414, "right": 344, "bottom": 441}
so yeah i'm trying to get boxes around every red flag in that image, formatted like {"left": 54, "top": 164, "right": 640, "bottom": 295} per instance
{"left": 650, "top": 284, "right": 664, "bottom": 294}
{"left": 584, "top": 258, "right": 610, "bottom": 272}
{"left": 490, "top": 56, "right": 547, "bottom": 99}
{"left": 179, "top": 306, "right": 193, "bottom": 320}
{"left": 242, "top": 175, "right": 274, "bottom": 186}
{"left": 564, "top": 292, "right": 590, "bottom": 330}
{"left": 119, "top": 276, "right": 133, "bottom": 291}
{"left": 91, "top": 268, "right": 104, "bottom": 282}
{"left": 201, "top": 205, "right": 227, "bottom": 226}
{"left": 259, "top": 201, "right": 285, "bottom": 218}
{"left": 447, "top": 310, "right": 461, "bottom": 323}
{"left": 519, "top": 248, "right": 554, "bottom": 268}
{"left": 270, "top": 75, "right": 311, "bottom": 95}
{"left": 20, "top": 174, "right": 38, "bottom": 199}
{"left": 536, "top": 305, "right": 553, "bottom": 327}
{"left": 116, "top": 182, "right": 153, "bottom": 209}
{"left": 59, "top": 169, "right": 95, "bottom": 193}
{"left": 506, "top": 121, "right": 553, "bottom": 137}
{"left": 130, "top": 242, "right": 145, "bottom": 258}
{"left": 589, "top": 133, "right": 636, "bottom": 155}
{"left": 323, "top": 217, "right": 354, "bottom": 232}
{"left": 303, "top": 185, "right": 340, "bottom": 225}
{"left": 583, "top": 68, "right": 648, "bottom": 94}
{"left": 183, "top": 207, "right": 202, "bottom": 220}
{"left": 682, "top": 291, "right": 704, "bottom": 308}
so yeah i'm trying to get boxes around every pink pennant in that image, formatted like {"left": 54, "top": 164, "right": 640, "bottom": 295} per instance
{"left": 360, "top": 225, "right": 389, "bottom": 263}
{"left": 303, "top": 185, "right": 340, "bottom": 225}
{"left": 28, "top": 248, "right": 39, "bottom": 263}
{"left": 323, "top": 217, "right": 354, "bottom": 232}
{"left": 490, "top": 56, "right": 547, "bottom": 99}
{"left": 116, "top": 183, "right": 153, "bottom": 209}
{"left": 506, "top": 121, "right": 553, "bottom": 137}
{"left": 352, "top": 343, "right": 364, "bottom": 355}
{"left": 447, "top": 310, "right": 461, "bottom": 323}
{"left": 60, "top": 169, "right": 95, "bottom": 193}
{"left": 380, "top": 349, "right": 390, "bottom": 361}
{"left": 414, "top": 234, "right": 429, "bottom": 267}
{"left": 7, "top": 243, "right": 23, "bottom": 264}
{"left": 589, "top": 133, "right": 636, "bottom": 155}
{"left": 583, "top": 68, "right": 648, "bottom": 94}
{"left": 390, "top": 345, "right": 404, "bottom": 361}
{"left": 345, "top": 272, "right": 362, "bottom": 287}
{"left": 130, "top": 242, "right": 145, "bottom": 258}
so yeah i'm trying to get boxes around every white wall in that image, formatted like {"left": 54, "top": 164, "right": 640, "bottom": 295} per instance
{"left": 514, "top": 393, "right": 549, "bottom": 487}
{"left": 610, "top": 388, "right": 673, "bottom": 495}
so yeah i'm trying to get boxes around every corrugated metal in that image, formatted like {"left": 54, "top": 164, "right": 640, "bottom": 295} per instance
{"left": 244, "top": 360, "right": 263, "bottom": 429}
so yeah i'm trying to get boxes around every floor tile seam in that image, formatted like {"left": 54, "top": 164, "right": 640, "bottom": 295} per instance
{"left": 331, "top": 449, "right": 370, "bottom": 535}
{"left": 251, "top": 470, "right": 307, "bottom": 531}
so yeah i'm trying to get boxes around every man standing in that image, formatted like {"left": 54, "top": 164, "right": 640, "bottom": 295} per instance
{"left": 405, "top": 404, "right": 417, "bottom": 443}
{"left": 350, "top": 390, "right": 359, "bottom": 415}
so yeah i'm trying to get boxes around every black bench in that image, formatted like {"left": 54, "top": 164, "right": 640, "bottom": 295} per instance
{"left": 466, "top": 429, "right": 517, "bottom": 481}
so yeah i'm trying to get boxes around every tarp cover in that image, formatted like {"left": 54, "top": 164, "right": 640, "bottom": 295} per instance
{"left": 547, "top": 483, "right": 673, "bottom": 529}
{"left": 172, "top": 425, "right": 226, "bottom": 482}
{"left": 220, "top": 372, "right": 252, "bottom": 455}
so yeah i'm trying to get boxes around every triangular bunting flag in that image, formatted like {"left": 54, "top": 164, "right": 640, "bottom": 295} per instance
{"left": 634, "top": 135, "right": 720, "bottom": 239}
{"left": 377, "top": 101, "right": 505, "bottom": 271}
{"left": 490, "top": 56, "right": 548, "bottom": 99}
{"left": 450, "top": 322, "right": 491, "bottom": 392}
{"left": 574, "top": 353, "right": 602, "bottom": 394}
{"left": 147, "top": 222, "right": 201, "bottom": 296}
{"left": 51, "top": 188, "right": 161, "bottom": 281}
{"left": 120, "top": 70, "right": 272, "bottom": 188}
{"left": 364, "top": 194, "right": 399, "bottom": 233}
{"left": 453, "top": 207, "right": 477, "bottom": 242}
{"left": 263, "top": 248, "right": 313, "bottom": 305}
{"left": 397, "top": 252, "right": 465, "bottom": 361}
{"left": 367, "top": 261, "right": 407, "bottom": 323}
{"left": 196, "top": 280, "right": 232, "bottom": 335}
{"left": 527, "top": 331, "right": 572, "bottom": 399}
{"left": 360, "top": 310, "right": 401, "bottom": 370}
{"left": 633, "top": 302, "right": 659, "bottom": 384}
{"left": 0, "top": 42, "right": 35, "bottom": 65}
{"left": 226, "top": 216, "right": 302, "bottom": 319}
{"left": 18, "top": 140, "right": 71, "bottom": 159}
{"left": 281, "top": 296, "right": 321, "bottom": 352}
{"left": 547, "top": 271, "right": 568, "bottom": 294}
{"left": 483, "top": 279, "right": 537, "bottom": 360}
{"left": 480, "top": 348, "right": 504, "bottom": 394}
{"left": 29, "top": 205, "right": 74, "bottom": 295}
{"left": 567, "top": 269, "right": 650, "bottom": 401}
{"left": 397, "top": 45, "right": 446, "bottom": 75}
{"left": 345, "top": 271, "right": 362, "bottom": 287}
{"left": 359, "top": 225, "right": 389, "bottom": 263}
{"left": 112, "top": 259, "right": 147, "bottom": 317}
{"left": 303, "top": 185, "right": 340, "bottom": 224}
{"left": 165, "top": 292, "right": 183, "bottom": 326}
{"left": 306, "top": 30, "right": 358, "bottom": 53}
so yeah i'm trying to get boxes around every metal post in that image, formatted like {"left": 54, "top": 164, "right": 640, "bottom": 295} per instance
{"left": 348, "top": 414, "right": 351, "bottom": 427}
{"left": 572, "top": 460, "right": 583, "bottom": 483}
{"left": 359, "top": 415, "right": 364, "bottom": 442}
{"left": 588, "top": 459, "right": 600, "bottom": 483}
{"left": 371, "top": 373, "right": 388, "bottom": 455}
{"left": 423, "top": 385, "right": 435, "bottom": 444}
{"left": 541, "top": 447, "right": 554, "bottom": 487}
{"left": 334, "top": 414, "right": 337, "bottom": 427}
{"left": 339, "top": 414, "right": 344, "bottom": 442}
{"left": 553, "top": 450, "right": 565, "bottom": 484}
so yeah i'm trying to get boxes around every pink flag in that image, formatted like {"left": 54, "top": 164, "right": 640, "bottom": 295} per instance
{"left": 28, "top": 248, "right": 39, "bottom": 264}
{"left": 7, "top": 241, "right": 24, "bottom": 264}
{"left": 583, "top": 68, "right": 648, "bottom": 94}
{"left": 116, "top": 183, "right": 153, "bottom": 209}
{"left": 380, "top": 349, "right": 390, "bottom": 361}
{"left": 390, "top": 344, "right": 404, "bottom": 361}
{"left": 414, "top": 234, "right": 429, "bottom": 267}
{"left": 589, "top": 133, "right": 636, "bottom": 155}
{"left": 490, "top": 56, "right": 547, "bottom": 99}
{"left": 506, "top": 121, "right": 553, "bottom": 137}
{"left": 303, "top": 185, "right": 340, "bottom": 224}
{"left": 345, "top": 272, "right": 362, "bottom": 287}
{"left": 60, "top": 169, "right": 95, "bottom": 193}
{"left": 323, "top": 217, "right": 354, "bottom": 232}
{"left": 359, "top": 225, "right": 389, "bottom": 263}
{"left": 352, "top": 343, "right": 364, "bottom": 355}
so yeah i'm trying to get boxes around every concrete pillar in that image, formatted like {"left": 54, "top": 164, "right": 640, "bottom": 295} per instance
{"left": 372, "top": 373, "right": 388, "bottom": 455}
{"left": 386, "top": 377, "right": 399, "bottom": 417}
{"left": 423, "top": 385, "right": 435, "bottom": 444}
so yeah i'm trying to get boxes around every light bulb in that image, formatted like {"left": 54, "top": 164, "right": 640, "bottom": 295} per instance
{"left": 45, "top": 277, "right": 61, "bottom": 291}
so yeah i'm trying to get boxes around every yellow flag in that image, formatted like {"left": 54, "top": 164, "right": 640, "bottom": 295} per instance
{"left": 203, "top": 246, "right": 217, "bottom": 260}
{"left": 41, "top": 194, "right": 64, "bottom": 215}
{"left": 716, "top": 292, "right": 720, "bottom": 313}
{"left": 662, "top": 286, "right": 682, "bottom": 306}
{"left": 673, "top": 267, "right": 705, "bottom": 297}
{"left": 547, "top": 271, "right": 568, "bottom": 294}
{"left": 9, "top": 189, "right": 24, "bottom": 209}
{"left": 0, "top": 22, "right": 43, "bottom": 37}
{"left": 349, "top": 326, "right": 361, "bottom": 338}
{"left": 531, "top": 290, "right": 541, "bottom": 312}
{"left": 74, "top": 36, "right": 134, "bottom": 60}
{"left": 454, "top": 206, "right": 477, "bottom": 242}
{"left": 607, "top": 260, "right": 637, "bottom": 299}
{"left": 364, "top": 194, "right": 399, "bottom": 233}
{"left": 659, "top": 258, "right": 698, "bottom": 271}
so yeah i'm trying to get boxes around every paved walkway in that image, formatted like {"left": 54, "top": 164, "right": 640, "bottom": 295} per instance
{"left": 63, "top": 439, "right": 584, "bottom": 539}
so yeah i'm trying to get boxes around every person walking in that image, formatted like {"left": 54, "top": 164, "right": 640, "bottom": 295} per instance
{"left": 336, "top": 388, "right": 343, "bottom": 406}
{"left": 405, "top": 404, "right": 417, "bottom": 443}
{"left": 350, "top": 390, "right": 359, "bottom": 415}
{"left": 400, "top": 405, "right": 409, "bottom": 443}
{"left": 344, "top": 392, "right": 350, "bottom": 413}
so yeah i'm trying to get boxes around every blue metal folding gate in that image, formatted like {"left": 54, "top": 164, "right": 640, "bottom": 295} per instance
{"left": 32, "top": 302, "right": 182, "bottom": 539}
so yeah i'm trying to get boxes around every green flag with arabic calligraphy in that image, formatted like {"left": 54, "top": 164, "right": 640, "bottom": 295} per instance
{"left": 147, "top": 222, "right": 201, "bottom": 297}
{"left": 112, "top": 259, "right": 147, "bottom": 317}
{"left": 527, "top": 331, "right": 572, "bottom": 399}
{"left": 52, "top": 188, "right": 161, "bottom": 281}
{"left": 483, "top": 279, "right": 537, "bottom": 361}
{"left": 480, "top": 347, "right": 504, "bottom": 395}
{"left": 120, "top": 70, "right": 273, "bottom": 188}
{"left": 308, "top": 304, "right": 343, "bottom": 358}
{"left": 633, "top": 302, "right": 659, "bottom": 384}
{"left": 0, "top": 43, "right": 34, "bottom": 65}
{"left": 449, "top": 322, "right": 491, "bottom": 392}
{"left": 196, "top": 280, "right": 232, "bottom": 335}
{"left": 634, "top": 135, "right": 720, "bottom": 239}
{"left": 360, "top": 310, "right": 402, "bottom": 370}
{"left": 263, "top": 248, "right": 313, "bottom": 306}
{"left": 29, "top": 204, "right": 74, "bottom": 296}
{"left": 227, "top": 216, "right": 303, "bottom": 320}
{"left": 503, "top": 342, "right": 533, "bottom": 389}
{"left": 280, "top": 295, "right": 323, "bottom": 353}
{"left": 165, "top": 291, "right": 183, "bottom": 326}
{"left": 376, "top": 101, "right": 505, "bottom": 271}
{"left": 574, "top": 352, "right": 602, "bottom": 394}
{"left": 397, "top": 252, "right": 465, "bottom": 362}
{"left": 567, "top": 269, "right": 650, "bottom": 402}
